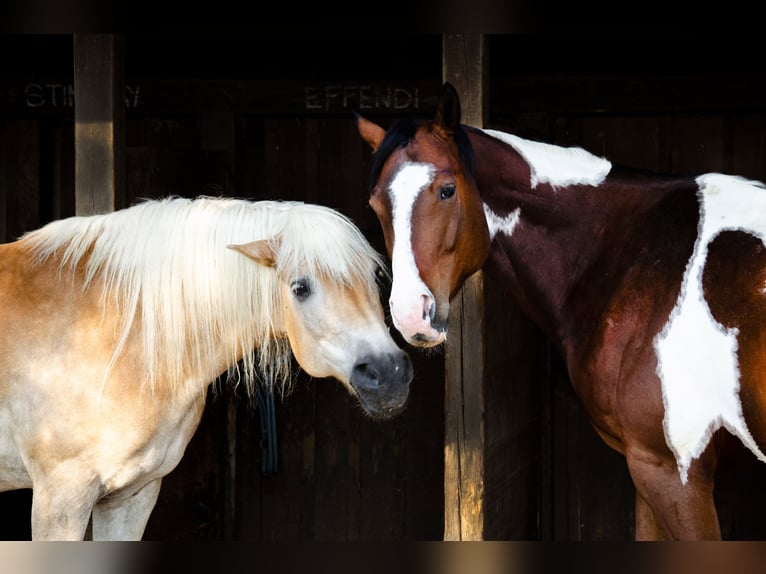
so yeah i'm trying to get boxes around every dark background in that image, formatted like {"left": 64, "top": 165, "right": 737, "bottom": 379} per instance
{"left": 1, "top": 32, "right": 766, "bottom": 541}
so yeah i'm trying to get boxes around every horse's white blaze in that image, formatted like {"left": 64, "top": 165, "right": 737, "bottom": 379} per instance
{"left": 655, "top": 173, "right": 766, "bottom": 484}
{"left": 387, "top": 162, "right": 443, "bottom": 342}
{"left": 483, "top": 129, "right": 612, "bottom": 189}
{"left": 484, "top": 205, "right": 520, "bottom": 240}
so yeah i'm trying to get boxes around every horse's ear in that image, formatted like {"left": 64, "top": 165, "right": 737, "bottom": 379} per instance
{"left": 228, "top": 239, "right": 278, "bottom": 267}
{"left": 356, "top": 112, "right": 387, "bottom": 153}
{"left": 434, "top": 82, "right": 461, "bottom": 137}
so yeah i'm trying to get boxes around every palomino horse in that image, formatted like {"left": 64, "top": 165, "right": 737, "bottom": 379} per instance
{"left": 0, "top": 196, "right": 412, "bottom": 540}
{"left": 356, "top": 82, "right": 766, "bottom": 540}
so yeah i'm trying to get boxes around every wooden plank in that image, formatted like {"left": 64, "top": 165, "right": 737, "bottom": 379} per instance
{"left": 402, "top": 351, "right": 446, "bottom": 539}
{"left": 0, "top": 77, "right": 445, "bottom": 118}
{"left": 490, "top": 75, "right": 766, "bottom": 116}
{"left": 244, "top": 117, "right": 321, "bottom": 540}
{"left": 669, "top": 115, "right": 727, "bottom": 175}
{"left": 3, "top": 120, "right": 41, "bottom": 241}
{"left": 442, "top": 33, "right": 488, "bottom": 541}
{"left": 313, "top": 378, "right": 360, "bottom": 540}
{"left": 51, "top": 119, "right": 75, "bottom": 221}
{"left": 73, "top": 34, "right": 125, "bottom": 215}
{"left": 483, "top": 284, "right": 546, "bottom": 540}
{"left": 198, "top": 112, "right": 237, "bottom": 539}
{"left": 730, "top": 115, "right": 766, "bottom": 180}
{"left": 0, "top": 123, "right": 8, "bottom": 242}
{"left": 8, "top": 74, "right": 766, "bottom": 119}
{"left": 251, "top": 373, "right": 319, "bottom": 540}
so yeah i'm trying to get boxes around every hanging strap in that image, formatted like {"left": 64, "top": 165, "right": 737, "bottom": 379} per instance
{"left": 254, "top": 380, "right": 279, "bottom": 476}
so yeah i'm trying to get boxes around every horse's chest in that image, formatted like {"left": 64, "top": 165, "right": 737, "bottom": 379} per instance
{"left": 100, "top": 396, "right": 207, "bottom": 497}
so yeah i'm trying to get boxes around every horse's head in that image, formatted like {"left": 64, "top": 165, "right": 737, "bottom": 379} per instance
{"left": 229, "top": 232, "right": 413, "bottom": 420}
{"left": 356, "top": 82, "right": 490, "bottom": 348}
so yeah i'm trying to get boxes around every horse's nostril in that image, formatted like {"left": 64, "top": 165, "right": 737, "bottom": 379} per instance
{"left": 431, "top": 315, "right": 448, "bottom": 334}
{"left": 350, "top": 352, "right": 412, "bottom": 419}
{"left": 422, "top": 294, "right": 435, "bottom": 322}
{"left": 352, "top": 361, "right": 380, "bottom": 389}
{"left": 352, "top": 352, "right": 413, "bottom": 391}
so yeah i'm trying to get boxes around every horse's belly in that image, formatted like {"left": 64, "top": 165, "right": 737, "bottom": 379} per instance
{"left": 0, "top": 366, "right": 206, "bottom": 500}
{"left": 0, "top": 462, "right": 31, "bottom": 490}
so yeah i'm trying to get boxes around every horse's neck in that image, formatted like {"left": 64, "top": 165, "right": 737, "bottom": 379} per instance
{"left": 471, "top": 130, "right": 686, "bottom": 355}
{"left": 481, "top": 188, "right": 609, "bottom": 352}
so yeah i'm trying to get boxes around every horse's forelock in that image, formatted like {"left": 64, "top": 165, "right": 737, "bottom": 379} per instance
{"left": 369, "top": 115, "right": 476, "bottom": 189}
{"left": 370, "top": 115, "right": 428, "bottom": 189}
{"left": 274, "top": 204, "right": 386, "bottom": 291}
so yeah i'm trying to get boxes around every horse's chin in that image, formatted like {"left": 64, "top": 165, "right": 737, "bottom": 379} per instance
{"left": 355, "top": 393, "right": 409, "bottom": 420}
{"left": 405, "top": 330, "right": 446, "bottom": 349}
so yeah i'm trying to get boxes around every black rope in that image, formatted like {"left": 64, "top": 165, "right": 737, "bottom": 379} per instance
{"left": 254, "top": 375, "right": 278, "bottom": 476}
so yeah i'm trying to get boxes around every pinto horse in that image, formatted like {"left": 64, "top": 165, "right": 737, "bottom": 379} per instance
{"left": 356, "top": 82, "right": 766, "bottom": 540}
{"left": 0, "top": 196, "right": 412, "bottom": 540}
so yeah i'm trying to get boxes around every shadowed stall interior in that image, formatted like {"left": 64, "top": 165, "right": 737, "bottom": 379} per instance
{"left": 1, "top": 32, "right": 765, "bottom": 540}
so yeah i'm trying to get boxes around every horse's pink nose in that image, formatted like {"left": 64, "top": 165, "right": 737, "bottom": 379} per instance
{"left": 389, "top": 290, "right": 446, "bottom": 347}
{"left": 390, "top": 294, "right": 434, "bottom": 332}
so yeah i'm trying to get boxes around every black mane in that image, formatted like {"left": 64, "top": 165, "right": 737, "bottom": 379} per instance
{"left": 369, "top": 115, "right": 476, "bottom": 189}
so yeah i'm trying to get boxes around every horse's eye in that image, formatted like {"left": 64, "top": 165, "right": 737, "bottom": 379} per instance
{"left": 291, "top": 278, "right": 312, "bottom": 301}
{"left": 439, "top": 184, "right": 456, "bottom": 200}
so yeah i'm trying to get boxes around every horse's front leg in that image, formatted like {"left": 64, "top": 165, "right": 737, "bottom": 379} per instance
{"left": 626, "top": 446, "right": 720, "bottom": 540}
{"left": 31, "top": 476, "right": 99, "bottom": 540}
{"left": 91, "top": 478, "right": 162, "bottom": 540}
{"left": 634, "top": 491, "right": 670, "bottom": 540}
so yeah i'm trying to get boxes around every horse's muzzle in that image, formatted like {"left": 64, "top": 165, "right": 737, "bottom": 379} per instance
{"left": 350, "top": 350, "right": 413, "bottom": 419}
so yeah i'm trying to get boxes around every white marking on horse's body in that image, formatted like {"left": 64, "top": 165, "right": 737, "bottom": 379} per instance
{"left": 483, "top": 205, "right": 520, "bottom": 240}
{"left": 388, "top": 163, "right": 444, "bottom": 342}
{"left": 479, "top": 126, "right": 766, "bottom": 484}
{"left": 483, "top": 129, "right": 612, "bottom": 189}
{"left": 655, "top": 174, "right": 766, "bottom": 483}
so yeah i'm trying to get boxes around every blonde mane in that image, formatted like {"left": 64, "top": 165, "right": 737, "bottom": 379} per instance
{"left": 19, "top": 196, "right": 388, "bottom": 399}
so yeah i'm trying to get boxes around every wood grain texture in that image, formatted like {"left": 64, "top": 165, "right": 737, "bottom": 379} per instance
{"left": 442, "top": 33, "right": 488, "bottom": 541}
{"left": 73, "top": 34, "right": 125, "bottom": 215}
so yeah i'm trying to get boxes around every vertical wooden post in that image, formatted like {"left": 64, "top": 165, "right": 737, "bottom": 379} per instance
{"left": 442, "top": 33, "right": 488, "bottom": 541}
{"left": 73, "top": 34, "right": 125, "bottom": 216}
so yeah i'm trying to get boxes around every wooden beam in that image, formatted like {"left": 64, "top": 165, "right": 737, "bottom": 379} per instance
{"left": 73, "top": 34, "right": 125, "bottom": 215}
{"left": 442, "top": 33, "right": 488, "bottom": 541}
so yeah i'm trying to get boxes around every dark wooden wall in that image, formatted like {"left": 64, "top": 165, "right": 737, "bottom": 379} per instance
{"left": 2, "top": 33, "right": 766, "bottom": 540}
{"left": 130, "top": 114, "right": 450, "bottom": 541}
{"left": 0, "top": 34, "right": 446, "bottom": 541}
